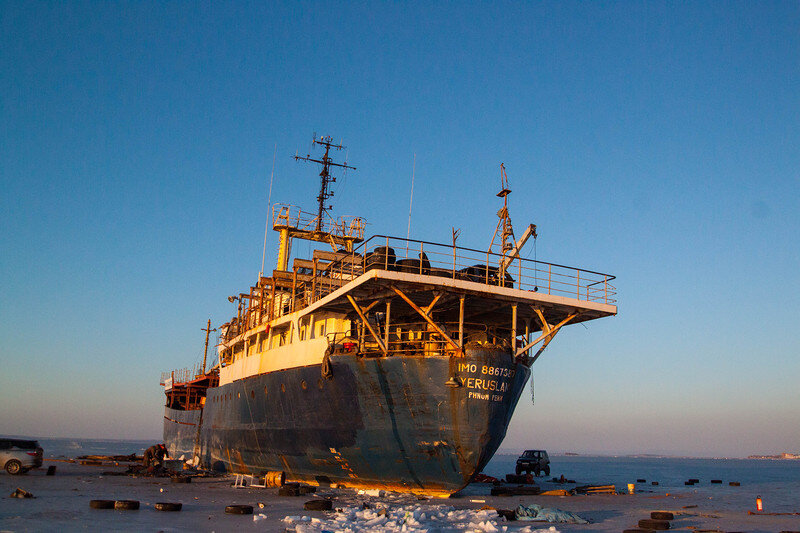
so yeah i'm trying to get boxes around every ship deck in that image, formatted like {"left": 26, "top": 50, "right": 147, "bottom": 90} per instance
{"left": 309, "top": 268, "right": 616, "bottom": 331}
{"left": 220, "top": 234, "right": 617, "bottom": 353}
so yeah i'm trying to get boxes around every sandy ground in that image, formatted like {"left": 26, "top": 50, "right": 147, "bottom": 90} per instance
{"left": 0, "top": 462, "right": 797, "bottom": 532}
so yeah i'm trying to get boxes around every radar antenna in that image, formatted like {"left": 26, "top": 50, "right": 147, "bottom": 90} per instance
{"left": 294, "top": 134, "right": 356, "bottom": 232}
{"left": 273, "top": 135, "right": 364, "bottom": 270}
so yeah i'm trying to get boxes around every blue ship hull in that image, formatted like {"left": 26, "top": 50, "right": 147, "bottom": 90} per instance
{"left": 164, "top": 346, "right": 528, "bottom": 495}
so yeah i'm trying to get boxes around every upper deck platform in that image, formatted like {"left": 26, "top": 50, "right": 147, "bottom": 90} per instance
{"left": 221, "top": 234, "right": 616, "bottom": 345}
{"left": 304, "top": 267, "right": 615, "bottom": 337}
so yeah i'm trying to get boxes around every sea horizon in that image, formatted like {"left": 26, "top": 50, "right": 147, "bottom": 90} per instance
{"left": 5, "top": 434, "right": 797, "bottom": 461}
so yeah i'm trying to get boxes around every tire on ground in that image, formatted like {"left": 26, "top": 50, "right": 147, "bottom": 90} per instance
{"left": 5, "top": 460, "right": 22, "bottom": 475}
{"left": 225, "top": 504, "right": 253, "bottom": 515}
{"left": 304, "top": 499, "right": 333, "bottom": 511}
{"left": 89, "top": 500, "right": 116, "bottom": 509}
{"left": 154, "top": 502, "right": 182, "bottom": 512}
{"left": 651, "top": 511, "right": 674, "bottom": 520}
{"left": 114, "top": 500, "right": 140, "bottom": 510}
{"left": 639, "top": 518, "right": 670, "bottom": 530}
{"left": 496, "top": 509, "right": 516, "bottom": 521}
{"left": 278, "top": 486, "right": 301, "bottom": 496}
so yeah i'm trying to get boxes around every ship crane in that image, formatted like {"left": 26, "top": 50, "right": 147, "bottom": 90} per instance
{"left": 489, "top": 163, "right": 537, "bottom": 276}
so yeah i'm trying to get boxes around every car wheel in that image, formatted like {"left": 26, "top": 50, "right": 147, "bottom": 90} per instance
{"left": 5, "top": 460, "right": 22, "bottom": 475}
{"left": 515, "top": 466, "right": 522, "bottom": 476}
{"left": 534, "top": 468, "right": 540, "bottom": 477}
{"left": 544, "top": 466, "right": 550, "bottom": 476}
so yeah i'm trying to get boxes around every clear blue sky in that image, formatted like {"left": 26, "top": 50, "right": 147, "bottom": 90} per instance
{"left": 1, "top": 1, "right": 798, "bottom": 457}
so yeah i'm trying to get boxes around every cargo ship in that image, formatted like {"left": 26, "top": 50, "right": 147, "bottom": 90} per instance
{"left": 162, "top": 136, "right": 617, "bottom": 496}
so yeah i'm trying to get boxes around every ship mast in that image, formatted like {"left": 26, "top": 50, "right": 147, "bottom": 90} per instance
{"left": 294, "top": 135, "right": 356, "bottom": 233}
{"left": 272, "top": 135, "right": 364, "bottom": 271}
{"left": 200, "top": 318, "right": 216, "bottom": 375}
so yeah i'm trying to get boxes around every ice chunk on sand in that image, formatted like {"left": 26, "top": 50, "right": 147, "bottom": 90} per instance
{"left": 281, "top": 504, "right": 561, "bottom": 532}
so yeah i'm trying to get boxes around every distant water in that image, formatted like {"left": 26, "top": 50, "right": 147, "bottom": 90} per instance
{"left": 33, "top": 437, "right": 156, "bottom": 458}
{"left": 485, "top": 454, "right": 800, "bottom": 512}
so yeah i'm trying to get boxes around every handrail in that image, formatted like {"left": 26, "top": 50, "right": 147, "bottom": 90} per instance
{"left": 219, "top": 233, "right": 617, "bottom": 342}
{"left": 357, "top": 234, "right": 616, "bottom": 280}
{"left": 272, "top": 203, "right": 365, "bottom": 240}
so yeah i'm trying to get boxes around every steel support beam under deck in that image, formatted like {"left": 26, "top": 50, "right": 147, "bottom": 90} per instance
{"left": 391, "top": 287, "right": 463, "bottom": 355}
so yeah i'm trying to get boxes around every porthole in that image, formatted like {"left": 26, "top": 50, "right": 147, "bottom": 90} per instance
{"left": 264, "top": 386, "right": 268, "bottom": 396}
{"left": 301, "top": 380, "right": 307, "bottom": 390}
{"left": 280, "top": 383, "right": 286, "bottom": 393}
{"left": 250, "top": 390, "right": 255, "bottom": 399}
{"left": 238, "top": 392, "right": 241, "bottom": 399}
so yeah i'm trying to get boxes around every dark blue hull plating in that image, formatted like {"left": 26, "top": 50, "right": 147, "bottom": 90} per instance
{"left": 163, "top": 408, "right": 201, "bottom": 460}
{"left": 164, "top": 346, "right": 528, "bottom": 495}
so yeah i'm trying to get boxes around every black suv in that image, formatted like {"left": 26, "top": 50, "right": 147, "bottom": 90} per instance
{"left": 516, "top": 449, "right": 550, "bottom": 476}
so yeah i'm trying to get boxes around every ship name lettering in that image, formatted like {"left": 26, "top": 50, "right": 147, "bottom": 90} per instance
{"left": 458, "top": 363, "right": 478, "bottom": 373}
{"left": 464, "top": 377, "right": 509, "bottom": 393}
{"left": 481, "top": 365, "right": 515, "bottom": 378}
{"left": 467, "top": 391, "right": 506, "bottom": 402}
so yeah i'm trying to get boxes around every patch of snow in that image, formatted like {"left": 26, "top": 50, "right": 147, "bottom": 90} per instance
{"left": 282, "top": 504, "right": 561, "bottom": 533}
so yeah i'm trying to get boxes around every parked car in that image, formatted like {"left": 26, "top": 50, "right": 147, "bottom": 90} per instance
{"left": 0, "top": 438, "right": 43, "bottom": 475}
{"left": 516, "top": 449, "right": 550, "bottom": 476}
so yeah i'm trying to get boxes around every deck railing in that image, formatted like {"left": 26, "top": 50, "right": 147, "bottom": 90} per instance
{"left": 272, "top": 203, "right": 365, "bottom": 240}
{"left": 309, "top": 235, "right": 616, "bottom": 305}
{"left": 159, "top": 364, "right": 204, "bottom": 386}
{"left": 222, "top": 235, "right": 616, "bottom": 341}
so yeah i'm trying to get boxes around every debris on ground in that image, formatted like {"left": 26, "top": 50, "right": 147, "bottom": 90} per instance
{"left": 491, "top": 485, "right": 541, "bottom": 496}
{"left": 77, "top": 454, "right": 141, "bottom": 463}
{"left": 515, "top": 504, "right": 588, "bottom": 524}
{"left": 505, "top": 473, "right": 536, "bottom": 484}
{"left": 473, "top": 473, "right": 500, "bottom": 483}
{"left": 282, "top": 504, "right": 561, "bottom": 532}
{"left": 9, "top": 488, "right": 34, "bottom": 499}
{"left": 572, "top": 484, "right": 616, "bottom": 495}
